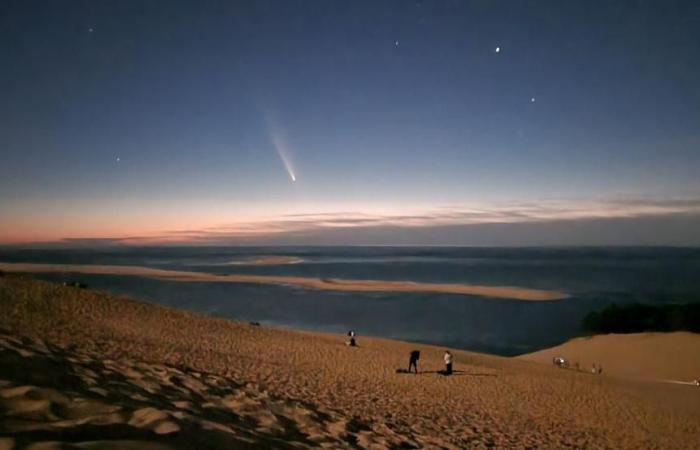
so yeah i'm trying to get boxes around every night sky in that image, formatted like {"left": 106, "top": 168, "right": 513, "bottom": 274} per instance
{"left": 2, "top": 1, "right": 700, "bottom": 245}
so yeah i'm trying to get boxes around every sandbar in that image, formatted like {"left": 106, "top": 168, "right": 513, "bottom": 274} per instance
{"left": 0, "top": 262, "right": 567, "bottom": 301}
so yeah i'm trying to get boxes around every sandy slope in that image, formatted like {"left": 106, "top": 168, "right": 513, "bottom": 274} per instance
{"left": 1, "top": 276, "right": 699, "bottom": 449}
{"left": 518, "top": 332, "right": 700, "bottom": 382}
{"left": 0, "top": 332, "right": 393, "bottom": 449}
{"left": 0, "top": 262, "right": 567, "bottom": 301}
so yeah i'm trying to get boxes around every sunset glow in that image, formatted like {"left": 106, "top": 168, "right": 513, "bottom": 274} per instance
{"left": 1, "top": 1, "right": 698, "bottom": 247}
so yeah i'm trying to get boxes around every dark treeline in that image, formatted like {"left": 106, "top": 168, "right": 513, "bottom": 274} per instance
{"left": 582, "top": 303, "right": 700, "bottom": 334}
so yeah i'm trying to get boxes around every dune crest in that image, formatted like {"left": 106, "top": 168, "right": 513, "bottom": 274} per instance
{"left": 518, "top": 332, "right": 700, "bottom": 382}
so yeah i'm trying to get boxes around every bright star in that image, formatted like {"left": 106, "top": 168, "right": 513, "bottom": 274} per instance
{"left": 495, "top": 46, "right": 501, "bottom": 53}
{"left": 530, "top": 97, "right": 536, "bottom": 103}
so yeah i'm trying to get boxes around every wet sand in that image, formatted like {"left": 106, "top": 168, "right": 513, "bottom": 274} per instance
{"left": 0, "top": 262, "right": 567, "bottom": 301}
{"left": 1, "top": 276, "right": 699, "bottom": 449}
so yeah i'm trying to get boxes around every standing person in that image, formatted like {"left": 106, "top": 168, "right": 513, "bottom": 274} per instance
{"left": 408, "top": 350, "right": 420, "bottom": 374}
{"left": 444, "top": 350, "right": 453, "bottom": 375}
{"left": 346, "top": 330, "right": 356, "bottom": 346}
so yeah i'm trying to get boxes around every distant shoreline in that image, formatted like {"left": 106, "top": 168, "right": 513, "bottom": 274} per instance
{"left": 228, "top": 255, "right": 304, "bottom": 266}
{"left": 0, "top": 262, "right": 567, "bottom": 301}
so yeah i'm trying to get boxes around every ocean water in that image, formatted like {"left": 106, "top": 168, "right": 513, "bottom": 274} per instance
{"left": 2, "top": 246, "right": 699, "bottom": 355}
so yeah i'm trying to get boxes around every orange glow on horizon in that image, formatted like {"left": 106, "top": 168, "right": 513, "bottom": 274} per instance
{"left": 2, "top": 197, "right": 700, "bottom": 245}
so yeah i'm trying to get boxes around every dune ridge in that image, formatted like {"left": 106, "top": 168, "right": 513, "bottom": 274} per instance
{"left": 1, "top": 276, "right": 700, "bottom": 449}
{"left": 0, "top": 262, "right": 567, "bottom": 301}
{"left": 518, "top": 332, "right": 700, "bottom": 382}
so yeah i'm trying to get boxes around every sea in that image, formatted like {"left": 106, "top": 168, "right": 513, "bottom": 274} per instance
{"left": 2, "top": 246, "right": 699, "bottom": 356}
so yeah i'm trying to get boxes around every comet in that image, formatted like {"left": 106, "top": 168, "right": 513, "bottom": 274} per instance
{"left": 260, "top": 106, "right": 298, "bottom": 183}
{"left": 272, "top": 132, "right": 297, "bottom": 182}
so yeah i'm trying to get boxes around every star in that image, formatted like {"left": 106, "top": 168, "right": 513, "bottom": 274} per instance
{"left": 495, "top": 46, "right": 501, "bottom": 53}
{"left": 88, "top": 27, "right": 94, "bottom": 33}
{"left": 116, "top": 157, "right": 120, "bottom": 162}
{"left": 395, "top": 40, "right": 399, "bottom": 46}
{"left": 530, "top": 97, "right": 536, "bottom": 103}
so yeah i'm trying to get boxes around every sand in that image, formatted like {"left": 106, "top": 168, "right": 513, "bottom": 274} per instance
{"left": 234, "top": 256, "right": 304, "bottom": 265}
{"left": 0, "top": 262, "right": 567, "bottom": 301}
{"left": 1, "top": 276, "right": 699, "bottom": 449}
{"left": 0, "top": 330, "right": 375, "bottom": 449}
{"left": 518, "top": 332, "right": 700, "bottom": 383}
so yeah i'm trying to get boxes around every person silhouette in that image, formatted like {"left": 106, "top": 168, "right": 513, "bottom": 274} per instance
{"left": 346, "top": 330, "right": 357, "bottom": 346}
{"left": 443, "top": 350, "right": 453, "bottom": 375}
{"left": 408, "top": 350, "right": 420, "bottom": 374}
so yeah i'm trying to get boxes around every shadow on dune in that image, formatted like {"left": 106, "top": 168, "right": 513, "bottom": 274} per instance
{"left": 0, "top": 330, "right": 395, "bottom": 450}
{"left": 394, "top": 369, "right": 497, "bottom": 377}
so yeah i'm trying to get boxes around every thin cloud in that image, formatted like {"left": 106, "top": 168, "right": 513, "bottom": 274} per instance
{"left": 138, "top": 196, "right": 700, "bottom": 245}
{"left": 17, "top": 195, "right": 696, "bottom": 246}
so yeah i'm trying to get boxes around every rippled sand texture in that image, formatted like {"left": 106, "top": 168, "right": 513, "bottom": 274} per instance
{"left": 1, "top": 276, "right": 699, "bottom": 449}
{"left": 0, "top": 332, "right": 402, "bottom": 449}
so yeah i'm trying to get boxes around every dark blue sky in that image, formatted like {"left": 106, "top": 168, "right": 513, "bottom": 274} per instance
{"left": 2, "top": 1, "right": 700, "bottom": 244}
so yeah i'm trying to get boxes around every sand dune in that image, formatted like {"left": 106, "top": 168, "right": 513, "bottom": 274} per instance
{"left": 0, "top": 262, "right": 567, "bottom": 301}
{"left": 1, "top": 276, "right": 699, "bottom": 449}
{"left": 0, "top": 332, "right": 390, "bottom": 449}
{"left": 518, "top": 332, "right": 700, "bottom": 382}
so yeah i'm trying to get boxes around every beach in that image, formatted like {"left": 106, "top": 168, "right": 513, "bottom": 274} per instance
{"left": 1, "top": 276, "right": 699, "bottom": 449}
{"left": 0, "top": 262, "right": 568, "bottom": 301}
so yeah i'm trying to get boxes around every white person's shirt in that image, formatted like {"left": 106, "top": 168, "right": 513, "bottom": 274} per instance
{"left": 444, "top": 352, "right": 453, "bottom": 365}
